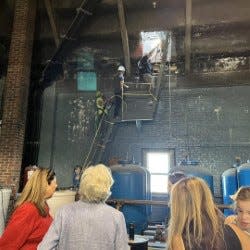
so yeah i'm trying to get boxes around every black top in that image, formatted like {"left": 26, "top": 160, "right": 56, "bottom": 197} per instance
{"left": 137, "top": 55, "right": 152, "bottom": 75}
{"left": 114, "top": 73, "right": 124, "bottom": 94}
{"left": 182, "top": 223, "right": 242, "bottom": 250}
{"left": 224, "top": 224, "right": 242, "bottom": 250}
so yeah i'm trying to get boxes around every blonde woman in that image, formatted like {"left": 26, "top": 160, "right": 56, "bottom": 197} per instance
{"left": 167, "top": 177, "right": 241, "bottom": 250}
{"left": 225, "top": 186, "right": 250, "bottom": 249}
{"left": 38, "top": 164, "right": 129, "bottom": 250}
{"left": 0, "top": 168, "right": 57, "bottom": 249}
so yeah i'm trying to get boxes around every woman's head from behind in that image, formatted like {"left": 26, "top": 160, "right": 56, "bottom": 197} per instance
{"left": 168, "top": 171, "right": 186, "bottom": 192}
{"left": 231, "top": 186, "right": 250, "bottom": 231}
{"left": 168, "top": 177, "right": 221, "bottom": 250}
{"left": 79, "top": 164, "right": 114, "bottom": 203}
{"left": 16, "top": 167, "right": 57, "bottom": 216}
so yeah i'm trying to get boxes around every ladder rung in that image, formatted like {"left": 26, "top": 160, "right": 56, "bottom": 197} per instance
{"left": 123, "top": 93, "right": 153, "bottom": 96}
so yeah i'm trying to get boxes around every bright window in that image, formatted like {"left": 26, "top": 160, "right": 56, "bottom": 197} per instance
{"left": 145, "top": 151, "right": 173, "bottom": 193}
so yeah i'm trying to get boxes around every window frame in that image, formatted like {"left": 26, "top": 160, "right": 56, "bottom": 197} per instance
{"left": 142, "top": 148, "right": 175, "bottom": 194}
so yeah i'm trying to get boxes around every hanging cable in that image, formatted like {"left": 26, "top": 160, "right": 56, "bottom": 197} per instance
{"left": 167, "top": 32, "right": 172, "bottom": 137}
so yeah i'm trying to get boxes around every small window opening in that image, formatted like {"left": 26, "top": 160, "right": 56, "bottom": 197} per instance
{"left": 144, "top": 150, "right": 174, "bottom": 193}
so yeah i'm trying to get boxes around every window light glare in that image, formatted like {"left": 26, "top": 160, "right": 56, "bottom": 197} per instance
{"left": 146, "top": 151, "right": 171, "bottom": 193}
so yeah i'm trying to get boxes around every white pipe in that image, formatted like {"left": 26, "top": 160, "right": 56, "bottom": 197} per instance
{"left": 0, "top": 189, "right": 11, "bottom": 236}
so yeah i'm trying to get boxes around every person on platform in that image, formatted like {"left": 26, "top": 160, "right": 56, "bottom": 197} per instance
{"left": 38, "top": 164, "right": 129, "bottom": 250}
{"left": 225, "top": 186, "right": 250, "bottom": 249}
{"left": 137, "top": 54, "right": 153, "bottom": 82}
{"left": 113, "top": 65, "right": 129, "bottom": 119}
{"left": 0, "top": 168, "right": 57, "bottom": 250}
{"left": 137, "top": 44, "right": 160, "bottom": 83}
{"left": 167, "top": 177, "right": 242, "bottom": 250}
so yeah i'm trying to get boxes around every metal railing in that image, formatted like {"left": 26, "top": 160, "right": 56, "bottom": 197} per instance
{"left": 107, "top": 198, "right": 231, "bottom": 211}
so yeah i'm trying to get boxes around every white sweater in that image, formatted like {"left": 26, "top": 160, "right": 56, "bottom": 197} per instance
{"left": 38, "top": 200, "right": 129, "bottom": 250}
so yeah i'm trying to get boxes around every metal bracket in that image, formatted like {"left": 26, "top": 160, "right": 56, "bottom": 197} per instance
{"left": 76, "top": 7, "right": 92, "bottom": 15}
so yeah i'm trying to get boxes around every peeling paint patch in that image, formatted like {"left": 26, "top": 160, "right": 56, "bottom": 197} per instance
{"left": 215, "top": 57, "right": 247, "bottom": 71}
{"left": 67, "top": 97, "right": 95, "bottom": 142}
{"left": 214, "top": 106, "right": 222, "bottom": 121}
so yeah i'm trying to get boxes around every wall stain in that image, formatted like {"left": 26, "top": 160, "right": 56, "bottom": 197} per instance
{"left": 67, "top": 97, "right": 95, "bottom": 142}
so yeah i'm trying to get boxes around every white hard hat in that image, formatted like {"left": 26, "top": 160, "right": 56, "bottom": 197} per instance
{"left": 118, "top": 65, "right": 125, "bottom": 72}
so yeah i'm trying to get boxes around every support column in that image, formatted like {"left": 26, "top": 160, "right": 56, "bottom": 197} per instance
{"left": 185, "top": 0, "right": 192, "bottom": 75}
{"left": 0, "top": 0, "right": 37, "bottom": 190}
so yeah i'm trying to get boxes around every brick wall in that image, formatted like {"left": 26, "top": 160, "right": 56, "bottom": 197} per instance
{"left": 104, "top": 85, "right": 250, "bottom": 197}
{"left": 0, "top": 0, "right": 36, "bottom": 189}
{"left": 39, "top": 80, "right": 250, "bottom": 198}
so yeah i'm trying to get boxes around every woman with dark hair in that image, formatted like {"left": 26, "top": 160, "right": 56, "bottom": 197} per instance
{"left": 165, "top": 171, "right": 186, "bottom": 225}
{"left": 167, "top": 177, "right": 241, "bottom": 250}
{"left": 168, "top": 171, "right": 186, "bottom": 191}
{"left": 0, "top": 168, "right": 57, "bottom": 249}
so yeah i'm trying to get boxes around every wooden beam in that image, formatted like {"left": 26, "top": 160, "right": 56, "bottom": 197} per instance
{"left": 36, "top": 3, "right": 250, "bottom": 42}
{"left": 185, "top": 0, "right": 192, "bottom": 75}
{"left": 117, "top": 0, "right": 131, "bottom": 76}
{"left": 44, "top": 0, "right": 60, "bottom": 47}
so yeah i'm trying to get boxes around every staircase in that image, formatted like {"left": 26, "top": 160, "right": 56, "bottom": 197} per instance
{"left": 82, "top": 105, "right": 116, "bottom": 167}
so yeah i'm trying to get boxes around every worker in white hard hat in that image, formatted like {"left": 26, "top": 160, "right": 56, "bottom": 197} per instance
{"left": 118, "top": 65, "right": 125, "bottom": 72}
{"left": 113, "top": 65, "right": 128, "bottom": 119}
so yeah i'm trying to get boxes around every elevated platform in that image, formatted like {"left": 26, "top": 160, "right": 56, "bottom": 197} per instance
{"left": 122, "top": 96, "right": 156, "bottom": 121}
{"left": 121, "top": 81, "right": 157, "bottom": 121}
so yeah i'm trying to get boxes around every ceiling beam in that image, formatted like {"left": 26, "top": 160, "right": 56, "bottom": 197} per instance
{"left": 117, "top": 0, "right": 131, "bottom": 76}
{"left": 40, "top": 0, "right": 102, "bottom": 85}
{"left": 32, "top": 1, "right": 250, "bottom": 65}
{"left": 44, "top": 0, "right": 60, "bottom": 47}
{"left": 35, "top": 2, "right": 250, "bottom": 40}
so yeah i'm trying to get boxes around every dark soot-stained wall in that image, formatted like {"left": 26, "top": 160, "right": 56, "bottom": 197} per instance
{"left": 39, "top": 82, "right": 250, "bottom": 197}
{"left": 39, "top": 85, "right": 96, "bottom": 187}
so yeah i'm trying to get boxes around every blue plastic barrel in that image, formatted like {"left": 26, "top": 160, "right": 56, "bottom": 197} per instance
{"left": 222, "top": 168, "right": 238, "bottom": 216}
{"left": 237, "top": 163, "right": 250, "bottom": 187}
{"left": 109, "top": 164, "right": 151, "bottom": 234}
